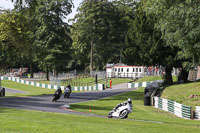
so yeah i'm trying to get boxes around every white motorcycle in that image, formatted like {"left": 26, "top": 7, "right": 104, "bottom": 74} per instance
{"left": 108, "top": 99, "right": 133, "bottom": 119}
{"left": 64, "top": 87, "right": 71, "bottom": 98}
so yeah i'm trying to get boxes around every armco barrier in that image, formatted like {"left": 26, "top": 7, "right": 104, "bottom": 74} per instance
{"left": 128, "top": 81, "right": 153, "bottom": 88}
{"left": 154, "top": 96, "right": 192, "bottom": 119}
{"left": 0, "top": 76, "right": 104, "bottom": 91}
{"left": 195, "top": 106, "right": 200, "bottom": 120}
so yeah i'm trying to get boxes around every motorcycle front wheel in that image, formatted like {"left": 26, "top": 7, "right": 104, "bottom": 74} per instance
{"left": 119, "top": 110, "right": 129, "bottom": 119}
{"left": 107, "top": 112, "right": 113, "bottom": 118}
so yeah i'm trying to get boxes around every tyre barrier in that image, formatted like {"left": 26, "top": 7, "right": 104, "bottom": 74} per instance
{"left": 0, "top": 76, "right": 104, "bottom": 91}
{"left": 0, "top": 87, "right": 5, "bottom": 97}
{"left": 154, "top": 97, "right": 192, "bottom": 119}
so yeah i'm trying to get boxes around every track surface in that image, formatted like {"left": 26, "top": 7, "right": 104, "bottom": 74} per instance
{"left": 0, "top": 83, "right": 136, "bottom": 116}
{"left": 0, "top": 84, "right": 166, "bottom": 124}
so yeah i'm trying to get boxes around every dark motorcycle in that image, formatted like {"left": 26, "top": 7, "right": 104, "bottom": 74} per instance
{"left": 52, "top": 88, "right": 62, "bottom": 102}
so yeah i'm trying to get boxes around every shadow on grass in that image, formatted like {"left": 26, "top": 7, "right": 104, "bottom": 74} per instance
{"left": 100, "top": 91, "right": 144, "bottom": 101}
{"left": 70, "top": 104, "right": 113, "bottom": 111}
{"left": 69, "top": 90, "right": 145, "bottom": 112}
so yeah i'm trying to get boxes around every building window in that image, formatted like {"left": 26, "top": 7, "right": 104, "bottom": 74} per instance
{"left": 118, "top": 68, "right": 120, "bottom": 72}
{"left": 133, "top": 68, "right": 135, "bottom": 72}
{"left": 115, "top": 68, "right": 117, "bottom": 72}
{"left": 136, "top": 68, "right": 138, "bottom": 72}
{"left": 127, "top": 68, "right": 129, "bottom": 72}
{"left": 121, "top": 68, "right": 123, "bottom": 72}
{"left": 139, "top": 68, "right": 141, "bottom": 72}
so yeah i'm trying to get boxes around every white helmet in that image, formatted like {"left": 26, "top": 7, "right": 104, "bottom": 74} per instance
{"left": 128, "top": 98, "right": 132, "bottom": 103}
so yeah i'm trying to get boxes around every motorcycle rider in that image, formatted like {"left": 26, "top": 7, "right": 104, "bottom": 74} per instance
{"left": 113, "top": 98, "right": 133, "bottom": 112}
{"left": 52, "top": 87, "right": 62, "bottom": 102}
{"left": 66, "top": 84, "right": 71, "bottom": 92}
{"left": 64, "top": 84, "right": 72, "bottom": 98}
{"left": 56, "top": 87, "right": 62, "bottom": 95}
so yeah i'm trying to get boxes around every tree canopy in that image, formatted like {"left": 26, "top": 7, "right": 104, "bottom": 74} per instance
{"left": 0, "top": 0, "right": 199, "bottom": 84}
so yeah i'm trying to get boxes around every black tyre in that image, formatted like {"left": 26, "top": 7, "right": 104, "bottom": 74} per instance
{"left": 119, "top": 110, "right": 129, "bottom": 119}
{"left": 107, "top": 112, "right": 113, "bottom": 118}
{"left": 64, "top": 94, "right": 67, "bottom": 98}
{"left": 52, "top": 97, "right": 56, "bottom": 102}
{"left": 52, "top": 94, "right": 59, "bottom": 102}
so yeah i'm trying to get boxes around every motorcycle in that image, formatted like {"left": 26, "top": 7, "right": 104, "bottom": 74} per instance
{"left": 108, "top": 100, "right": 133, "bottom": 119}
{"left": 52, "top": 88, "right": 62, "bottom": 102}
{"left": 64, "top": 87, "right": 71, "bottom": 98}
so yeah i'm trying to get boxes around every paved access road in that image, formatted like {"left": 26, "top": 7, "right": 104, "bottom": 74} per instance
{"left": 0, "top": 83, "right": 136, "bottom": 116}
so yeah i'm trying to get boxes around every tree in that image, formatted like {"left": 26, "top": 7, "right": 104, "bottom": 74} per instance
{"left": 144, "top": 0, "right": 200, "bottom": 82}
{"left": 0, "top": 11, "right": 29, "bottom": 71}
{"left": 9, "top": 0, "right": 38, "bottom": 78}
{"left": 72, "top": 0, "right": 129, "bottom": 74}
{"left": 124, "top": 1, "right": 181, "bottom": 85}
{"left": 34, "top": 0, "right": 73, "bottom": 80}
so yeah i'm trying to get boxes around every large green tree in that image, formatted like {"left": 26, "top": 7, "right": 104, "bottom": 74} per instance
{"left": 9, "top": 0, "right": 38, "bottom": 78}
{"left": 0, "top": 11, "right": 29, "bottom": 71}
{"left": 124, "top": 1, "right": 181, "bottom": 85}
{"left": 144, "top": 0, "right": 200, "bottom": 82}
{"left": 34, "top": 0, "right": 73, "bottom": 80}
{"left": 72, "top": 0, "right": 132, "bottom": 75}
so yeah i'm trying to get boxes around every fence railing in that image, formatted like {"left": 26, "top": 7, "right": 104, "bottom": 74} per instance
{"left": 0, "top": 76, "right": 104, "bottom": 92}
{"left": 127, "top": 81, "right": 153, "bottom": 88}
{"left": 195, "top": 106, "right": 200, "bottom": 120}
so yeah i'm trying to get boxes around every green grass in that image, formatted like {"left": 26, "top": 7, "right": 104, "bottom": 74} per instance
{"left": 1, "top": 107, "right": 199, "bottom": 133}
{"left": 32, "top": 77, "right": 95, "bottom": 86}
{"left": 33, "top": 77, "right": 133, "bottom": 87}
{"left": 69, "top": 87, "right": 197, "bottom": 124}
{"left": 135, "top": 76, "right": 162, "bottom": 82}
{"left": 1, "top": 77, "right": 200, "bottom": 132}
{"left": 161, "top": 82, "right": 200, "bottom": 108}
{"left": 135, "top": 76, "right": 177, "bottom": 83}
{"left": 1, "top": 87, "right": 200, "bottom": 133}
{"left": 1, "top": 80, "right": 55, "bottom": 97}
{"left": 107, "top": 78, "right": 132, "bottom": 86}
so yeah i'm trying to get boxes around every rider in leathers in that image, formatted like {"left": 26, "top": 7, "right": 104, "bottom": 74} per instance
{"left": 113, "top": 98, "right": 133, "bottom": 112}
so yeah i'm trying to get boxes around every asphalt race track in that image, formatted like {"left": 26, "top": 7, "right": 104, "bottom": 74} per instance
{"left": 0, "top": 84, "right": 136, "bottom": 117}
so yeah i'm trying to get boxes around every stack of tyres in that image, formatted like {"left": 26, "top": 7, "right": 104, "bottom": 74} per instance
{"left": 144, "top": 92, "right": 151, "bottom": 106}
{"left": 0, "top": 87, "right": 2, "bottom": 97}
{"left": 0, "top": 87, "right": 5, "bottom": 97}
{"left": 144, "top": 80, "right": 163, "bottom": 106}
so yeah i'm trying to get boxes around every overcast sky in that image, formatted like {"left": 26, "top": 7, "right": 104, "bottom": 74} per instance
{"left": 0, "top": 0, "right": 82, "bottom": 20}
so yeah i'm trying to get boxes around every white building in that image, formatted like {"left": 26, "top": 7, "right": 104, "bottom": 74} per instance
{"left": 106, "top": 63, "right": 146, "bottom": 78}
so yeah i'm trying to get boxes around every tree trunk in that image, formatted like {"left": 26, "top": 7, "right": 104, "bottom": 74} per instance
{"left": 164, "top": 67, "right": 173, "bottom": 85}
{"left": 46, "top": 66, "right": 49, "bottom": 81}
{"left": 29, "top": 62, "right": 33, "bottom": 78}
{"left": 90, "top": 37, "right": 93, "bottom": 76}
{"left": 181, "top": 69, "right": 188, "bottom": 83}
{"left": 53, "top": 69, "right": 57, "bottom": 77}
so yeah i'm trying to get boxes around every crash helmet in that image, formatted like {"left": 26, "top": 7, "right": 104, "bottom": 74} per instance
{"left": 128, "top": 98, "right": 132, "bottom": 104}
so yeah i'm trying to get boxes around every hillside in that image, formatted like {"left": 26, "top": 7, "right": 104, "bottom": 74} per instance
{"left": 161, "top": 82, "right": 200, "bottom": 108}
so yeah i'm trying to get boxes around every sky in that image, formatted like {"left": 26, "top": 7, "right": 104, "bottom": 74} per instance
{"left": 0, "top": 0, "right": 83, "bottom": 20}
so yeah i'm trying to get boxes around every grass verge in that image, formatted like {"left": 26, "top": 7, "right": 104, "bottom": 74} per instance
{"left": 161, "top": 82, "right": 200, "bottom": 108}
{"left": 1, "top": 77, "right": 200, "bottom": 133}
{"left": 1, "top": 80, "right": 54, "bottom": 97}
{"left": 0, "top": 107, "right": 199, "bottom": 133}
{"left": 0, "top": 87, "right": 200, "bottom": 133}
